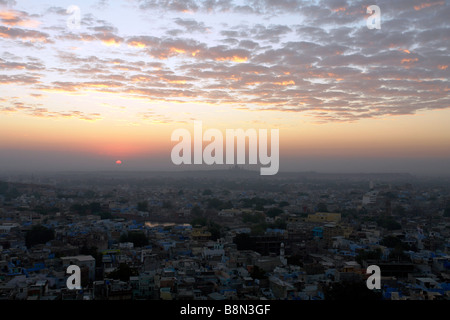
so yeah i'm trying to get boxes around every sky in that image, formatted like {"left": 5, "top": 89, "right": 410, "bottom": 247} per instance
{"left": 0, "top": 0, "right": 449, "bottom": 175}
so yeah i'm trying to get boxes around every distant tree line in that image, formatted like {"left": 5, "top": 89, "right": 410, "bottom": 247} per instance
{"left": 32, "top": 205, "right": 60, "bottom": 215}
{"left": 240, "top": 197, "right": 275, "bottom": 211}
{"left": 70, "top": 202, "right": 112, "bottom": 219}
{"left": 444, "top": 207, "right": 450, "bottom": 217}
{"left": 376, "top": 217, "right": 401, "bottom": 230}
{"left": 0, "top": 181, "right": 21, "bottom": 201}
{"left": 190, "top": 215, "right": 222, "bottom": 241}
{"left": 234, "top": 233, "right": 256, "bottom": 251}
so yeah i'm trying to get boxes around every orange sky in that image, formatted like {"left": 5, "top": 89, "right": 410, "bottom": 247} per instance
{"left": 0, "top": 0, "right": 449, "bottom": 174}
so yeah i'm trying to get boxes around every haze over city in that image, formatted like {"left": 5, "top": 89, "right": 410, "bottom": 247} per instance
{"left": 1, "top": 1, "right": 450, "bottom": 308}
{"left": 0, "top": 0, "right": 449, "bottom": 175}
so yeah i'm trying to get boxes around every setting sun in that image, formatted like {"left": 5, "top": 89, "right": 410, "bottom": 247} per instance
{"left": 0, "top": 0, "right": 448, "bottom": 176}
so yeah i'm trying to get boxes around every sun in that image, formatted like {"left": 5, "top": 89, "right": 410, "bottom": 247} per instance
{"left": 116, "top": 160, "right": 122, "bottom": 165}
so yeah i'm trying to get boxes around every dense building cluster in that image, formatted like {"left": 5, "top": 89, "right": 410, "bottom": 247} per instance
{"left": 0, "top": 170, "right": 449, "bottom": 300}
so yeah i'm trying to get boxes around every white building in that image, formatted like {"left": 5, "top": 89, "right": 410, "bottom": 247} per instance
{"left": 0, "top": 223, "right": 20, "bottom": 234}
{"left": 362, "top": 191, "right": 378, "bottom": 206}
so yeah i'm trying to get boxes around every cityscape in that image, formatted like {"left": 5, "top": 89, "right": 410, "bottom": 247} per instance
{"left": 0, "top": 0, "right": 449, "bottom": 311}
{"left": 0, "top": 168, "right": 449, "bottom": 301}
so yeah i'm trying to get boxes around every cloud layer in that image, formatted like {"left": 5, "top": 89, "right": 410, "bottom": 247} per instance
{"left": 0, "top": 0, "right": 449, "bottom": 123}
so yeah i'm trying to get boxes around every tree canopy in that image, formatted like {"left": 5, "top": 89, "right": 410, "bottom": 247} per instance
{"left": 25, "top": 225, "right": 54, "bottom": 248}
{"left": 119, "top": 231, "right": 149, "bottom": 247}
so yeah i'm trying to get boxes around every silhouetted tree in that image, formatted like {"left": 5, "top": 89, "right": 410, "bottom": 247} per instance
{"left": 242, "top": 212, "right": 265, "bottom": 224}
{"left": 317, "top": 202, "right": 328, "bottom": 212}
{"left": 162, "top": 200, "right": 173, "bottom": 209}
{"left": 0, "top": 181, "right": 8, "bottom": 194}
{"left": 106, "top": 263, "right": 138, "bottom": 282}
{"left": 119, "top": 231, "right": 149, "bottom": 247}
{"left": 190, "top": 216, "right": 208, "bottom": 226}
{"left": 269, "top": 219, "right": 287, "bottom": 230}
{"left": 190, "top": 205, "right": 204, "bottom": 217}
{"left": 444, "top": 207, "right": 450, "bottom": 217}
{"left": 278, "top": 201, "right": 290, "bottom": 208}
{"left": 250, "top": 265, "right": 267, "bottom": 280}
{"left": 377, "top": 217, "right": 401, "bottom": 230}
{"left": 266, "top": 207, "right": 283, "bottom": 218}
{"left": 202, "top": 189, "right": 213, "bottom": 196}
{"left": 25, "top": 225, "right": 54, "bottom": 248}
{"left": 89, "top": 202, "right": 102, "bottom": 214}
{"left": 208, "top": 221, "right": 222, "bottom": 241}
{"left": 356, "top": 248, "right": 382, "bottom": 265}
{"left": 137, "top": 201, "right": 148, "bottom": 212}
{"left": 234, "top": 233, "right": 256, "bottom": 250}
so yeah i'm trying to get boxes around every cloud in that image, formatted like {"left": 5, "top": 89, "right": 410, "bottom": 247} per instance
{"left": 0, "top": 74, "right": 40, "bottom": 85}
{"left": 0, "top": 0, "right": 447, "bottom": 124}
{"left": 0, "top": 97, "right": 103, "bottom": 121}
{"left": 138, "top": 110, "right": 187, "bottom": 124}
{"left": 28, "top": 108, "right": 103, "bottom": 121}
{"left": 0, "top": 9, "right": 41, "bottom": 28}
{"left": 94, "top": 0, "right": 110, "bottom": 10}
{"left": 138, "top": 0, "right": 200, "bottom": 12}
{"left": 0, "top": 25, "right": 51, "bottom": 42}
{"left": 38, "top": 80, "right": 124, "bottom": 93}
{"left": 0, "top": 57, "right": 44, "bottom": 70}
{"left": 413, "top": 1, "right": 445, "bottom": 11}
{"left": 0, "top": 0, "right": 16, "bottom": 7}
{"left": 173, "top": 18, "right": 210, "bottom": 33}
